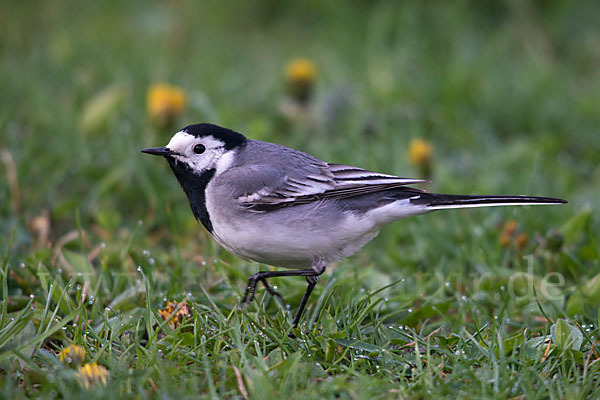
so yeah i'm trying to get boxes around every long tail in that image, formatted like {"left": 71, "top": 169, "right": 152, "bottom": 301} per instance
{"left": 411, "top": 193, "right": 567, "bottom": 210}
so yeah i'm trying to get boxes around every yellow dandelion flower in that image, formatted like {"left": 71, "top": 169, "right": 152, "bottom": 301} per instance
{"left": 284, "top": 58, "right": 317, "bottom": 103}
{"left": 407, "top": 139, "right": 433, "bottom": 178}
{"left": 58, "top": 344, "right": 86, "bottom": 366}
{"left": 285, "top": 58, "right": 317, "bottom": 85}
{"left": 78, "top": 362, "right": 109, "bottom": 388}
{"left": 147, "top": 83, "right": 187, "bottom": 128}
{"left": 158, "top": 300, "right": 191, "bottom": 329}
{"left": 407, "top": 139, "right": 433, "bottom": 166}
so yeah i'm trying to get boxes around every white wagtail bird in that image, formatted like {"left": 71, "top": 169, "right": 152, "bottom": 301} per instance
{"left": 142, "top": 123, "right": 566, "bottom": 328}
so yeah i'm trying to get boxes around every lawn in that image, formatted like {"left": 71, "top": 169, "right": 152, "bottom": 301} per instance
{"left": 1, "top": 1, "right": 599, "bottom": 398}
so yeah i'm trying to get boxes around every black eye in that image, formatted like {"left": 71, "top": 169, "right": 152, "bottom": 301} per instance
{"left": 193, "top": 144, "right": 206, "bottom": 154}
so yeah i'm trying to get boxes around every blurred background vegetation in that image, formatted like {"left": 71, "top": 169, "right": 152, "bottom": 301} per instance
{"left": 1, "top": 0, "right": 599, "bottom": 397}
{"left": 2, "top": 0, "right": 598, "bottom": 246}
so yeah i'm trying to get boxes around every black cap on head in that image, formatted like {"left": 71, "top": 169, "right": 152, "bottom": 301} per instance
{"left": 182, "top": 123, "right": 247, "bottom": 150}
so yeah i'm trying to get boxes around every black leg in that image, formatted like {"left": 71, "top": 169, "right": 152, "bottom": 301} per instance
{"left": 241, "top": 269, "right": 317, "bottom": 304}
{"left": 291, "top": 276, "right": 318, "bottom": 327}
{"left": 241, "top": 262, "right": 326, "bottom": 329}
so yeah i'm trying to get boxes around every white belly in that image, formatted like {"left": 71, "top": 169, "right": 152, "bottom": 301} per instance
{"left": 206, "top": 204, "right": 382, "bottom": 268}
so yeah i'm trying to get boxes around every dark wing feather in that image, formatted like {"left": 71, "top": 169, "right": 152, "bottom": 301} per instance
{"left": 236, "top": 162, "right": 424, "bottom": 210}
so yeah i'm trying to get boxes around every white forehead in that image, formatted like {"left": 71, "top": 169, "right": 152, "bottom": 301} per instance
{"left": 166, "top": 131, "right": 225, "bottom": 153}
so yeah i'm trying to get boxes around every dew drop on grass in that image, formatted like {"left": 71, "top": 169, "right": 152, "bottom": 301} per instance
{"left": 445, "top": 282, "right": 450, "bottom": 287}
{"left": 138, "top": 220, "right": 143, "bottom": 226}
{"left": 461, "top": 296, "right": 467, "bottom": 300}
{"left": 142, "top": 250, "right": 150, "bottom": 257}
{"left": 30, "top": 294, "right": 34, "bottom": 299}
{"left": 19, "top": 262, "right": 25, "bottom": 268}
{"left": 61, "top": 326, "right": 67, "bottom": 330}
{"left": 137, "top": 266, "right": 142, "bottom": 272}
{"left": 100, "top": 242, "right": 106, "bottom": 249}
{"left": 407, "top": 308, "right": 413, "bottom": 313}
{"left": 149, "top": 258, "right": 155, "bottom": 265}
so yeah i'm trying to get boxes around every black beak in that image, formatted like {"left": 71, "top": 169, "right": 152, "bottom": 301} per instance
{"left": 141, "top": 147, "right": 173, "bottom": 157}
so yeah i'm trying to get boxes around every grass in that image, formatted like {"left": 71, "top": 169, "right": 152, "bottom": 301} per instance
{"left": 1, "top": 0, "right": 600, "bottom": 398}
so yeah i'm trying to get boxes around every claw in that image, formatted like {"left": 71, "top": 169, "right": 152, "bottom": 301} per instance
{"left": 260, "top": 278, "right": 285, "bottom": 303}
{"left": 241, "top": 276, "right": 259, "bottom": 304}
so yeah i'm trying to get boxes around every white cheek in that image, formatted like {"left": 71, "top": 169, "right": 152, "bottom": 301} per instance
{"left": 215, "top": 150, "right": 235, "bottom": 175}
{"left": 174, "top": 153, "right": 214, "bottom": 172}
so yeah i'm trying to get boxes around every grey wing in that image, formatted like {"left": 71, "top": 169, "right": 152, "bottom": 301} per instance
{"left": 227, "top": 161, "right": 425, "bottom": 211}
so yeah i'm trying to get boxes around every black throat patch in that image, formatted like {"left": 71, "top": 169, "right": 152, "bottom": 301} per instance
{"left": 167, "top": 158, "right": 216, "bottom": 234}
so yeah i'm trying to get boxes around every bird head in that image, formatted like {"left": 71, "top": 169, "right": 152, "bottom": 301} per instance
{"left": 142, "top": 123, "right": 247, "bottom": 176}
